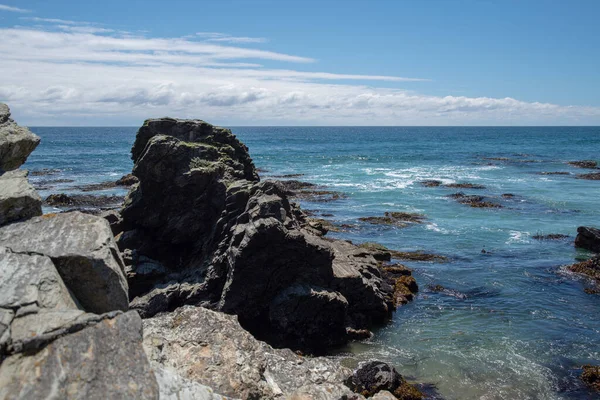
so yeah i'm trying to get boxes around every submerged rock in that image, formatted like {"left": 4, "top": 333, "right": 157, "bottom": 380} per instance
{"left": 568, "top": 160, "right": 598, "bottom": 169}
{"left": 448, "top": 192, "right": 502, "bottom": 208}
{"left": 344, "top": 361, "right": 423, "bottom": 399}
{"left": 581, "top": 365, "right": 600, "bottom": 391}
{"left": 359, "top": 211, "right": 426, "bottom": 227}
{"left": 0, "top": 170, "right": 42, "bottom": 226}
{"left": 444, "top": 182, "right": 486, "bottom": 189}
{"left": 532, "top": 233, "right": 570, "bottom": 240}
{"left": 0, "top": 103, "right": 40, "bottom": 173}
{"left": 575, "top": 226, "right": 600, "bottom": 252}
{"left": 567, "top": 256, "right": 600, "bottom": 282}
{"left": 419, "top": 180, "right": 442, "bottom": 187}
{"left": 576, "top": 172, "right": 600, "bottom": 180}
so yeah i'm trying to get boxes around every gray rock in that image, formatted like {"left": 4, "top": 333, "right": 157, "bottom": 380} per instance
{"left": 0, "top": 212, "right": 129, "bottom": 313}
{"left": 143, "top": 306, "right": 357, "bottom": 400}
{"left": 0, "top": 311, "right": 159, "bottom": 400}
{"left": 575, "top": 226, "right": 600, "bottom": 253}
{"left": 0, "top": 169, "right": 42, "bottom": 226}
{"left": 0, "top": 246, "right": 79, "bottom": 311}
{"left": 0, "top": 103, "right": 40, "bottom": 172}
{"left": 154, "top": 367, "right": 229, "bottom": 400}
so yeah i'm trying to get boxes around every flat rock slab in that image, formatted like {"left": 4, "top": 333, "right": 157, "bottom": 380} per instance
{"left": 0, "top": 170, "right": 42, "bottom": 226}
{"left": 143, "top": 305, "right": 359, "bottom": 400}
{"left": 0, "top": 212, "right": 129, "bottom": 313}
{"left": 0, "top": 311, "right": 159, "bottom": 400}
{"left": 0, "top": 104, "right": 40, "bottom": 172}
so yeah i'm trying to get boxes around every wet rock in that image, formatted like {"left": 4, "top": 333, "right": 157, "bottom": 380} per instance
{"left": 45, "top": 193, "right": 124, "bottom": 208}
{"left": 538, "top": 171, "right": 571, "bottom": 175}
{"left": 271, "top": 173, "right": 305, "bottom": 178}
{"left": 575, "top": 226, "right": 600, "bottom": 252}
{"left": 274, "top": 179, "right": 317, "bottom": 191}
{"left": 344, "top": 361, "right": 423, "bottom": 399}
{"left": 581, "top": 365, "right": 600, "bottom": 391}
{"left": 0, "top": 169, "right": 42, "bottom": 226}
{"left": 576, "top": 172, "right": 600, "bottom": 180}
{"left": 115, "top": 173, "right": 138, "bottom": 186}
{"left": 358, "top": 242, "right": 392, "bottom": 262}
{"left": 501, "top": 193, "right": 515, "bottom": 198}
{"left": 0, "top": 103, "right": 40, "bottom": 172}
{"left": 269, "top": 284, "right": 349, "bottom": 351}
{"left": 444, "top": 182, "right": 486, "bottom": 189}
{"left": 532, "top": 233, "right": 570, "bottom": 240}
{"left": 0, "top": 212, "right": 129, "bottom": 313}
{"left": 143, "top": 305, "right": 359, "bottom": 400}
{"left": 419, "top": 180, "right": 442, "bottom": 187}
{"left": 359, "top": 212, "right": 426, "bottom": 227}
{"left": 29, "top": 168, "right": 61, "bottom": 176}
{"left": 567, "top": 256, "right": 600, "bottom": 282}
{"left": 448, "top": 192, "right": 502, "bottom": 208}
{"left": 0, "top": 311, "right": 159, "bottom": 400}
{"left": 568, "top": 160, "right": 598, "bottom": 169}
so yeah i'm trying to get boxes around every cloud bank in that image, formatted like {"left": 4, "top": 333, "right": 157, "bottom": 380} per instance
{"left": 0, "top": 21, "right": 599, "bottom": 125}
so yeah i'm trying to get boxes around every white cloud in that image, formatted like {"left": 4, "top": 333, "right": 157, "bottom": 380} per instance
{"left": 196, "top": 32, "right": 267, "bottom": 44}
{"left": 20, "top": 16, "right": 77, "bottom": 24}
{"left": 0, "top": 3, "right": 30, "bottom": 13}
{"left": 0, "top": 24, "right": 599, "bottom": 125}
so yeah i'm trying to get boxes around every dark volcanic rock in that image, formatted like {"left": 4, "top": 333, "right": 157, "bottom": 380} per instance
{"left": 445, "top": 182, "right": 486, "bottom": 189}
{"left": 419, "top": 180, "right": 442, "bottom": 187}
{"left": 344, "top": 361, "right": 423, "bottom": 399}
{"left": 122, "top": 118, "right": 402, "bottom": 352}
{"left": 268, "top": 284, "right": 349, "bottom": 350}
{"left": 568, "top": 160, "right": 598, "bottom": 169}
{"left": 0, "top": 103, "right": 40, "bottom": 172}
{"left": 575, "top": 226, "right": 600, "bottom": 252}
{"left": 45, "top": 193, "right": 124, "bottom": 208}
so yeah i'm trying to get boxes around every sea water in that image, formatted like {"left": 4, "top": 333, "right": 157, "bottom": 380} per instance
{"left": 25, "top": 126, "right": 600, "bottom": 400}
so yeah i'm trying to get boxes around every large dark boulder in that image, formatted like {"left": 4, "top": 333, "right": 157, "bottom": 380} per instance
{"left": 575, "top": 226, "right": 600, "bottom": 253}
{"left": 122, "top": 118, "right": 406, "bottom": 352}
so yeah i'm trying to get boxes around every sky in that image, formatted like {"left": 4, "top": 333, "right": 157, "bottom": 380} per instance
{"left": 1, "top": 0, "right": 599, "bottom": 126}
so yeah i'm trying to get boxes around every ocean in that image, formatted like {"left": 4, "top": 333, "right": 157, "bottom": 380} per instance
{"left": 25, "top": 126, "right": 600, "bottom": 400}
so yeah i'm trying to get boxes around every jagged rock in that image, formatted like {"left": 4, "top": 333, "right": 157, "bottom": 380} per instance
{"left": 0, "top": 311, "right": 159, "bottom": 399}
{"left": 143, "top": 306, "right": 360, "bottom": 400}
{"left": 0, "top": 212, "right": 129, "bottom": 313}
{"left": 0, "top": 169, "right": 42, "bottom": 226}
{"left": 45, "top": 193, "right": 124, "bottom": 208}
{"left": 0, "top": 103, "right": 40, "bottom": 172}
{"left": 100, "top": 209, "right": 124, "bottom": 236}
{"left": 268, "top": 284, "right": 349, "bottom": 351}
{"left": 344, "top": 361, "right": 423, "bottom": 399}
{"left": 123, "top": 118, "right": 403, "bottom": 352}
{"left": 575, "top": 226, "right": 600, "bottom": 252}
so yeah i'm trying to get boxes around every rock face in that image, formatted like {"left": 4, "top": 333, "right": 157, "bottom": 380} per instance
{"left": 121, "top": 118, "right": 402, "bottom": 352}
{"left": 0, "top": 169, "right": 42, "bottom": 226}
{"left": 575, "top": 226, "right": 600, "bottom": 253}
{"left": 0, "top": 311, "right": 159, "bottom": 400}
{"left": 0, "top": 212, "right": 129, "bottom": 314}
{"left": 143, "top": 305, "right": 360, "bottom": 400}
{"left": 0, "top": 103, "right": 40, "bottom": 173}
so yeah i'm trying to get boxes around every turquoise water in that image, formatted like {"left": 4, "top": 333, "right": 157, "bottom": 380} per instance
{"left": 25, "top": 126, "right": 600, "bottom": 399}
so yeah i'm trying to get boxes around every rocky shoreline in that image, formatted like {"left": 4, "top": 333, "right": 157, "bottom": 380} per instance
{"left": 0, "top": 104, "right": 425, "bottom": 399}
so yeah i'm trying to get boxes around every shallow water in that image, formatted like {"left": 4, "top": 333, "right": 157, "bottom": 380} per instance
{"left": 25, "top": 126, "right": 600, "bottom": 399}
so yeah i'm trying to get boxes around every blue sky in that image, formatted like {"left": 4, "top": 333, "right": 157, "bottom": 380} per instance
{"left": 1, "top": 0, "right": 599, "bottom": 125}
